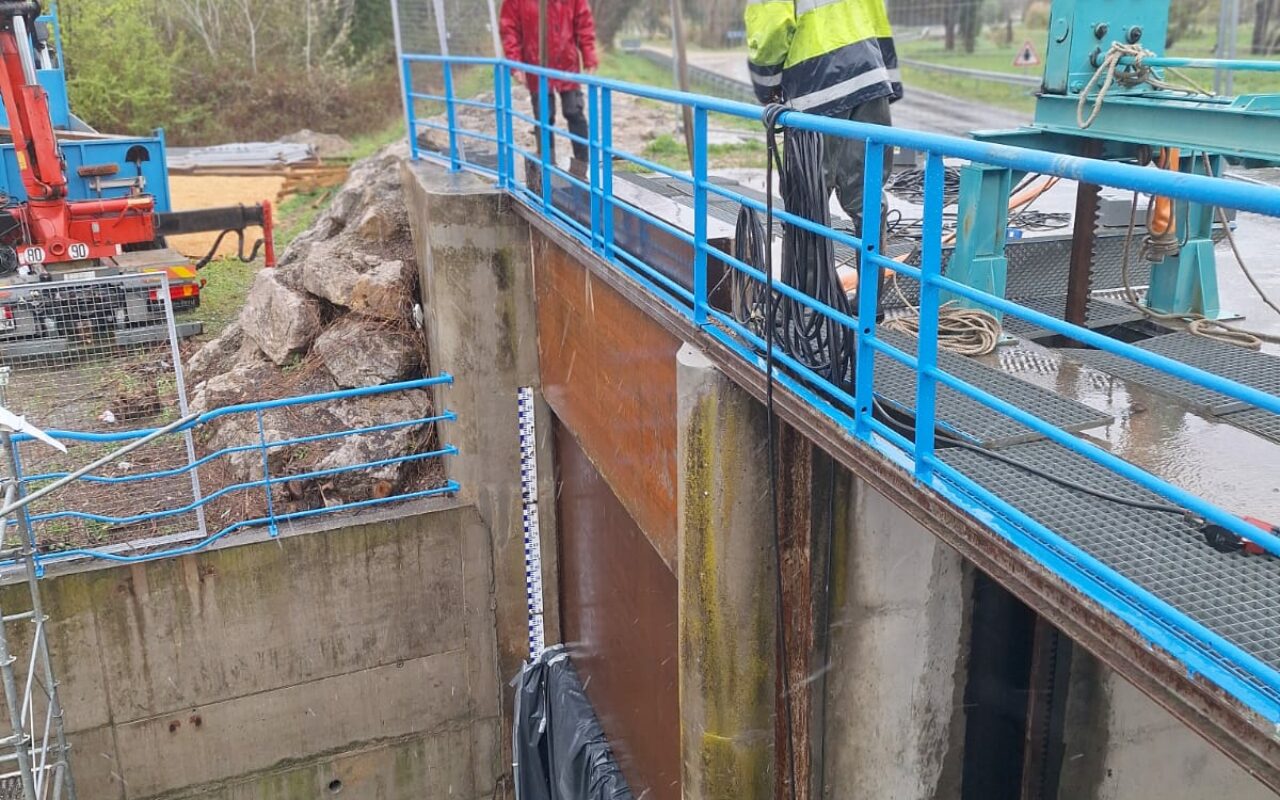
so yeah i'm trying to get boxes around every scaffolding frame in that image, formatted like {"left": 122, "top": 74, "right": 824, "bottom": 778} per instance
{"left": 0, "top": 433, "right": 74, "bottom": 800}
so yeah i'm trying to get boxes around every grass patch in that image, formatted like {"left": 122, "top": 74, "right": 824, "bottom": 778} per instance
{"left": 900, "top": 63, "right": 1036, "bottom": 114}
{"left": 344, "top": 119, "right": 408, "bottom": 162}
{"left": 642, "top": 133, "right": 767, "bottom": 170}
{"left": 597, "top": 50, "right": 682, "bottom": 87}
{"left": 275, "top": 189, "right": 331, "bottom": 249}
{"left": 185, "top": 257, "right": 259, "bottom": 337}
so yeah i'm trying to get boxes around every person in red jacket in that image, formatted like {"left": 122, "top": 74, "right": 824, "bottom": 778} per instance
{"left": 500, "top": 0, "right": 599, "bottom": 172}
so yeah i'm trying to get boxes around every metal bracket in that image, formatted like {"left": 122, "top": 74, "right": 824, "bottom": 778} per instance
{"left": 947, "top": 165, "right": 1012, "bottom": 318}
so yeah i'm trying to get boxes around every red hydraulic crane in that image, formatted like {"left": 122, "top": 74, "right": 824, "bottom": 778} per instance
{"left": 0, "top": 0, "right": 274, "bottom": 285}
{"left": 0, "top": 1, "right": 157, "bottom": 268}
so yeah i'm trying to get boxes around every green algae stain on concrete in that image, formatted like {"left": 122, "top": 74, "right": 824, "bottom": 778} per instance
{"left": 681, "top": 388, "right": 775, "bottom": 799}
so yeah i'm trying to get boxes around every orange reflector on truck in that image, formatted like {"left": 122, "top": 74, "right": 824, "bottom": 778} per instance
{"left": 148, "top": 284, "right": 198, "bottom": 301}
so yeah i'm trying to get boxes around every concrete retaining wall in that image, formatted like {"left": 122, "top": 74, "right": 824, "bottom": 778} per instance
{"left": 4, "top": 503, "right": 500, "bottom": 800}
{"left": 1057, "top": 652, "right": 1277, "bottom": 800}
{"left": 822, "top": 475, "right": 969, "bottom": 800}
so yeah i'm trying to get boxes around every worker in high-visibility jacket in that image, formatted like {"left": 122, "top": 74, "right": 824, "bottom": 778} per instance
{"left": 745, "top": 0, "right": 903, "bottom": 235}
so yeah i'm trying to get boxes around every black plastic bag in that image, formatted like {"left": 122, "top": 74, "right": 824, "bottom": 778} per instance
{"left": 513, "top": 646, "right": 635, "bottom": 800}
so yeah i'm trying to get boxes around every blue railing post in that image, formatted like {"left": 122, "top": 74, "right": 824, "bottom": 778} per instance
{"left": 693, "top": 106, "right": 709, "bottom": 325}
{"left": 914, "top": 153, "right": 945, "bottom": 479}
{"left": 538, "top": 74, "right": 553, "bottom": 210}
{"left": 255, "top": 410, "right": 279, "bottom": 538}
{"left": 588, "top": 84, "right": 602, "bottom": 252}
{"left": 494, "top": 63, "right": 508, "bottom": 189}
{"left": 442, "top": 62, "right": 461, "bottom": 171}
{"left": 601, "top": 88, "right": 615, "bottom": 257}
{"left": 402, "top": 58, "right": 419, "bottom": 161}
{"left": 502, "top": 64, "right": 517, "bottom": 187}
{"left": 854, "top": 140, "right": 886, "bottom": 441}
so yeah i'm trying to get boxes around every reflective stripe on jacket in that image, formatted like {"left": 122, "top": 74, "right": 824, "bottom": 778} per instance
{"left": 745, "top": 0, "right": 902, "bottom": 116}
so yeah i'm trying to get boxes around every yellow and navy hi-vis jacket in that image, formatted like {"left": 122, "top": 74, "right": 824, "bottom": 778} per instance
{"left": 745, "top": 0, "right": 902, "bottom": 116}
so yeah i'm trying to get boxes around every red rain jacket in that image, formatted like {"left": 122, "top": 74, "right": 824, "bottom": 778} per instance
{"left": 500, "top": 0, "right": 599, "bottom": 93}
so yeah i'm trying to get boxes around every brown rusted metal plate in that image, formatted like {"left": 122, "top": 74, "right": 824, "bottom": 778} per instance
{"left": 554, "top": 418, "right": 680, "bottom": 800}
{"left": 534, "top": 232, "right": 681, "bottom": 570}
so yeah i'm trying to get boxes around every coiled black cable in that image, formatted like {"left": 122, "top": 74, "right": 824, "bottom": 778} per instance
{"left": 732, "top": 205, "right": 768, "bottom": 337}
{"left": 754, "top": 103, "right": 857, "bottom": 392}
{"left": 740, "top": 106, "right": 1204, "bottom": 536}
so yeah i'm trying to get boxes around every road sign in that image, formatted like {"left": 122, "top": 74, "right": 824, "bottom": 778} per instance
{"left": 1013, "top": 40, "right": 1041, "bottom": 67}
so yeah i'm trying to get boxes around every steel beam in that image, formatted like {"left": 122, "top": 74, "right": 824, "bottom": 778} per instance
{"left": 1033, "top": 94, "right": 1280, "bottom": 165}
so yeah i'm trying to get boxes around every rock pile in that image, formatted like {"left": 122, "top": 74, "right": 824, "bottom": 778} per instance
{"left": 186, "top": 142, "right": 439, "bottom": 508}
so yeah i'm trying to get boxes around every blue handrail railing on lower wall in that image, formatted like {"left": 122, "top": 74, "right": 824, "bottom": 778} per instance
{"left": 399, "top": 54, "right": 1280, "bottom": 726}
{"left": 4, "top": 375, "right": 459, "bottom": 568}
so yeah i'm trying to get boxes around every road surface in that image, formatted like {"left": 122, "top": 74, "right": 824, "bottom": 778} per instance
{"left": 677, "top": 48, "right": 1029, "bottom": 136}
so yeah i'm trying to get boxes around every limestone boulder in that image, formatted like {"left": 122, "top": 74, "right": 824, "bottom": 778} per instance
{"left": 189, "top": 357, "right": 274, "bottom": 415}
{"left": 185, "top": 319, "right": 246, "bottom": 387}
{"left": 312, "top": 389, "right": 436, "bottom": 502}
{"left": 350, "top": 260, "right": 415, "bottom": 321}
{"left": 314, "top": 317, "right": 422, "bottom": 388}
{"left": 286, "top": 239, "right": 367, "bottom": 306}
{"left": 202, "top": 412, "right": 295, "bottom": 483}
{"left": 241, "top": 270, "right": 323, "bottom": 365}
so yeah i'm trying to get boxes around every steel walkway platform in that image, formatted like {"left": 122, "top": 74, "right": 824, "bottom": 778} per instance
{"left": 1064, "top": 332, "right": 1280, "bottom": 442}
{"left": 940, "top": 439, "right": 1280, "bottom": 689}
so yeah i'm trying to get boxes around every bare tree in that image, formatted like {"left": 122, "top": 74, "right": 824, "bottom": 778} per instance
{"left": 164, "top": 0, "right": 224, "bottom": 57}
{"left": 1254, "top": 0, "right": 1277, "bottom": 55}
{"left": 231, "top": 0, "right": 270, "bottom": 74}
{"left": 592, "top": 0, "right": 638, "bottom": 50}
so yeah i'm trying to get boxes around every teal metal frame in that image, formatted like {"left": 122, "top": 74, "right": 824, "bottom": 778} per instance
{"left": 957, "top": 0, "right": 1280, "bottom": 319}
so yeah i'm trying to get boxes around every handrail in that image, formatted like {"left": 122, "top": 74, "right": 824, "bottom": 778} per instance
{"left": 4, "top": 375, "right": 459, "bottom": 567}
{"left": 402, "top": 54, "right": 1280, "bottom": 216}
{"left": 400, "top": 52, "right": 1280, "bottom": 721}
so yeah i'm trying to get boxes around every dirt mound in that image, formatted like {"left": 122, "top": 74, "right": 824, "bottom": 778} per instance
{"left": 279, "top": 129, "right": 353, "bottom": 160}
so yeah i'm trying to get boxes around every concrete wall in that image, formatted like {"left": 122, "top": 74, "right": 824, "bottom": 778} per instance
{"left": 403, "top": 163, "right": 559, "bottom": 697}
{"left": 4, "top": 504, "right": 501, "bottom": 800}
{"left": 1057, "top": 652, "right": 1277, "bottom": 800}
{"left": 821, "top": 472, "right": 970, "bottom": 800}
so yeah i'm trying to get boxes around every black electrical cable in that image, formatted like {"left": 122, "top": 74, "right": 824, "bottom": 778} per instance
{"left": 195, "top": 228, "right": 267, "bottom": 270}
{"left": 868, "top": 395, "right": 1198, "bottom": 520}
{"left": 732, "top": 205, "right": 768, "bottom": 337}
{"left": 1008, "top": 209, "right": 1070, "bottom": 231}
{"left": 762, "top": 102, "right": 800, "bottom": 800}
{"left": 740, "top": 110, "right": 1201, "bottom": 531}
{"left": 886, "top": 164, "right": 961, "bottom": 204}
{"left": 759, "top": 104, "right": 857, "bottom": 392}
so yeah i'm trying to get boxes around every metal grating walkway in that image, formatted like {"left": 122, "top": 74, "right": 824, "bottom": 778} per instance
{"left": 940, "top": 440, "right": 1280, "bottom": 684}
{"left": 1221, "top": 407, "right": 1280, "bottom": 445}
{"left": 875, "top": 330, "right": 1113, "bottom": 448}
{"left": 1001, "top": 294, "right": 1146, "bottom": 341}
{"left": 1062, "top": 332, "right": 1280, "bottom": 419}
{"left": 1140, "top": 332, "right": 1280, "bottom": 396}
{"left": 1061, "top": 348, "right": 1246, "bottom": 415}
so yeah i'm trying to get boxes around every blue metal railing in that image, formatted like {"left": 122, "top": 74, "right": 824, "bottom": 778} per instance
{"left": 401, "top": 54, "right": 1280, "bottom": 722}
{"left": 5, "top": 375, "right": 459, "bottom": 567}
